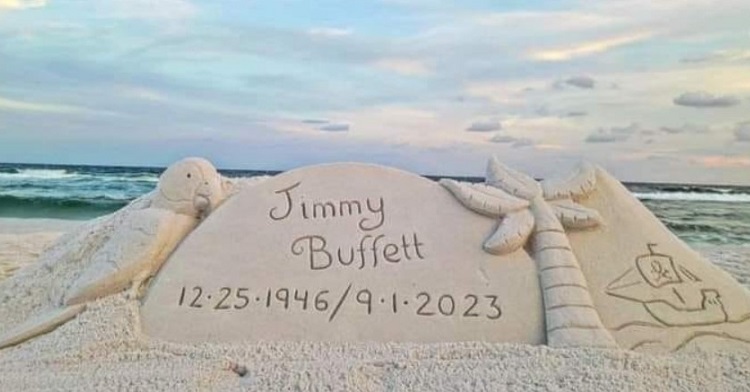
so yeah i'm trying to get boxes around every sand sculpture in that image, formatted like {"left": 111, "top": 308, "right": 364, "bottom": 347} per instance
{"left": 441, "top": 157, "right": 750, "bottom": 352}
{"left": 441, "top": 158, "right": 616, "bottom": 348}
{"left": 2, "top": 156, "right": 749, "bottom": 354}
{"left": 0, "top": 158, "right": 230, "bottom": 349}
{"left": 562, "top": 166, "right": 750, "bottom": 352}
{"left": 140, "top": 163, "right": 545, "bottom": 344}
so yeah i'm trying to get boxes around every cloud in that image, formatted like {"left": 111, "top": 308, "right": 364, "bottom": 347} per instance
{"left": 585, "top": 123, "right": 639, "bottom": 143}
{"left": 510, "top": 138, "right": 534, "bottom": 148}
{"left": 0, "top": 96, "right": 89, "bottom": 114}
{"left": 692, "top": 156, "right": 750, "bottom": 168}
{"left": 585, "top": 133, "right": 619, "bottom": 143}
{"left": 660, "top": 124, "right": 710, "bottom": 134}
{"left": 527, "top": 32, "right": 654, "bottom": 62}
{"left": 466, "top": 120, "right": 501, "bottom": 132}
{"left": 302, "top": 119, "right": 330, "bottom": 125}
{"left": 372, "top": 58, "right": 432, "bottom": 76}
{"left": 681, "top": 50, "right": 750, "bottom": 64}
{"left": 308, "top": 27, "right": 352, "bottom": 38}
{"left": 489, "top": 135, "right": 516, "bottom": 143}
{"left": 609, "top": 123, "right": 640, "bottom": 135}
{"left": 673, "top": 91, "right": 741, "bottom": 108}
{"left": 734, "top": 122, "right": 750, "bottom": 142}
{"left": 488, "top": 134, "right": 533, "bottom": 147}
{"left": 475, "top": 11, "right": 615, "bottom": 32}
{"left": 117, "top": 86, "right": 167, "bottom": 102}
{"left": 4, "top": 1, "right": 750, "bottom": 184}
{"left": 0, "top": 0, "right": 45, "bottom": 10}
{"left": 319, "top": 123, "right": 350, "bottom": 132}
{"left": 107, "top": 0, "right": 196, "bottom": 21}
{"left": 564, "top": 76, "right": 595, "bottom": 89}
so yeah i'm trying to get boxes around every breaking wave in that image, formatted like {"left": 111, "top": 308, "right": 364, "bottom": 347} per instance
{"left": 632, "top": 191, "right": 750, "bottom": 203}
{"left": 0, "top": 162, "right": 748, "bottom": 245}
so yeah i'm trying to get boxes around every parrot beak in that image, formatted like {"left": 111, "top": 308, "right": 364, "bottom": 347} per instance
{"left": 193, "top": 195, "right": 211, "bottom": 219}
{"left": 194, "top": 183, "right": 213, "bottom": 219}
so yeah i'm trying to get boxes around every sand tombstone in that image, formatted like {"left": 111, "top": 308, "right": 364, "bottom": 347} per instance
{"left": 141, "top": 163, "right": 545, "bottom": 344}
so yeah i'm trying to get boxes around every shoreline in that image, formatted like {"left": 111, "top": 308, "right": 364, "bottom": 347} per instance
{"left": 0, "top": 218, "right": 82, "bottom": 281}
{"left": 0, "top": 217, "right": 83, "bottom": 234}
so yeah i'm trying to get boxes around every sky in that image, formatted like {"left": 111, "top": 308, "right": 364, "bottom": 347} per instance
{"left": 0, "top": 0, "right": 749, "bottom": 184}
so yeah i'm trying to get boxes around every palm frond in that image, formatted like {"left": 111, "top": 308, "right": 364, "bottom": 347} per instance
{"left": 541, "top": 162, "right": 597, "bottom": 200}
{"left": 550, "top": 199, "right": 602, "bottom": 229}
{"left": 483, "top": 209, "right": 535, "bottom": 255}
{"left": 485, "top": 156, "right": 540, "bottom": 199}
{"left": 440, "top": 179, "right": 529, "bottom": 218}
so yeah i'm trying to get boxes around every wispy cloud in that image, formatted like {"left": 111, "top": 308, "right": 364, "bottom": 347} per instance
{"left": 106, "top": 0, "right": 197, "bottom": 21}
{"left": 528, "top": 32, "right": 654, "bottom": 62}
{"left": 489, "top": 134, "right": 534, "bottom": 148}
{"left": 308, "top": 27, "right": 352, "bottom": 37}
{"left": 372, "top": 58, "right": 432, "bottom": 76}
{"left": 0, "top": 0, "right": 45, "bottom": 10}
{"left": 563, "top": 111, "right": 588, "bottom": 118}
{"left": 660, "top": 124, "right": 710, "bottom": 134}
{"left": 585, "top": 123, "right": 640, "bottom": 143}
{"left": 466, "top": 120, "right": 501, "bottom": 132}
{"left": 0, "top": 96, "right": 88, "bottom": 114}
{"left": 476, "top": 11, "right": 614, "bottom": 32}
{"left": 692, "top": 155, "right": 750, "bottom": 168}
{"left": 319, "top": 123, "right": 350, "bottom": 132}
{"left": 117, "top": 86, "right": 167, "bottom": 102}
{"left": 673, "top": 91, "right": 741, "bottom": 108}
{"left": 585, "top": 133, "right": 620, "bottom": 143}
{"left": 734, "top": 122, "right": 750, "bottom": 142}
{"left": 302, "top": 119, "right": 330, "bottom": 125}
{"left": 489, "top": 135, "right": 516, "bottom": 143}
{"left": 562, "top": 76, "right": 596, "bottom": 89}
{"left": 681, "top": 49, "right": 750, "bottom": 64}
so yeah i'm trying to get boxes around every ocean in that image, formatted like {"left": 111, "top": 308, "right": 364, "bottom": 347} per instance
{"left": 0, "top": 162, "right": 748, "bottom": 246}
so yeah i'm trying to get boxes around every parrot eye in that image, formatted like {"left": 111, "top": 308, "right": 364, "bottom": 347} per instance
{"left": 187, "top": 173, "right": 192, "bottom": 179}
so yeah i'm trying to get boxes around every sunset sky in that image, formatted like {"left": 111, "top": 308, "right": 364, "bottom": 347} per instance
{"left": 1, "top": 0, "right": 749, "bottom": 184}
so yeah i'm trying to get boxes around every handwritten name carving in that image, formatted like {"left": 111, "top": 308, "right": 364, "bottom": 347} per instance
{"left": 270, "top": 181, "right": 427, "bottom": 271}
{"left": 269, "top": 181, "right": 385, "bottom": 231}
{"left": 291, "top": 233, "right": 425, "bottom": 270}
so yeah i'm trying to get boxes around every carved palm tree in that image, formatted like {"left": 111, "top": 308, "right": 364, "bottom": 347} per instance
{"left": 441, "top": 157, "right": 617, "bottom": 348}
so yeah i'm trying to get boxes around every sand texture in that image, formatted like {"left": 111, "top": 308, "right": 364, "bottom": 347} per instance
{"left": 0, "top": 218, "right": 80, "bottom": 281}
{"left": 0, "top": 215, "right": 748, "bottom": 390}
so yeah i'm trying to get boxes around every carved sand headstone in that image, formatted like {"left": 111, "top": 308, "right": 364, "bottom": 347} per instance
{"left": 141, "top": 163, "right": 545, "bottom": 343}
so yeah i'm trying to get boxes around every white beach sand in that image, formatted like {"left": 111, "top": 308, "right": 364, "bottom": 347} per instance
{"left": 0, "top": 218, "right": 81, "bottom": 281}
{"left": 0, "top": 218, "right": 749, "bottom": 391}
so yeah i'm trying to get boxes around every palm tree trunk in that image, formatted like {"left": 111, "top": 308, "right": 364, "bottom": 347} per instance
{"left": 530, "top": 198, "right": 617, "bottom": 348}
